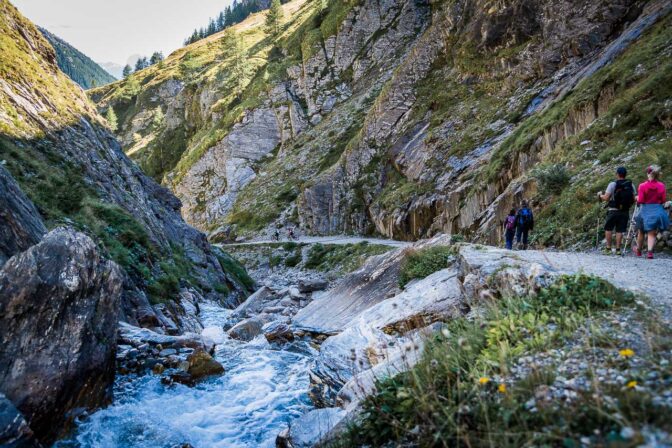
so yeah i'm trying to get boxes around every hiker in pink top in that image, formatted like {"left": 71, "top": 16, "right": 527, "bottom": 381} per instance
{"left": 635, "top": 165, "right": 669, "bottom": 259}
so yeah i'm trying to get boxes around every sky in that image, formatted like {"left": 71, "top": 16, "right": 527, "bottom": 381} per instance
{"left": 12, "top": 0, "right": 232, "bottom": 66}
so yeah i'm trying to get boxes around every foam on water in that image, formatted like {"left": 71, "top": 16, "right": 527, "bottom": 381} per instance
{"left": 56, "top": 303, "right": 315, "bottom": 448}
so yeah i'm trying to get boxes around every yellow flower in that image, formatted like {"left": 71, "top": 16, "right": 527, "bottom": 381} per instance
{"left": 478, "top": 377, "right": 490, "bottom": 385}
{"left": 626, "top": 380, "right": 637, "bottom": 389}
{"left": 619, "top": 348, "right": 635, "bottom": 358}
{"left": 498, "top": 384, "right": 507, "bottom": 393}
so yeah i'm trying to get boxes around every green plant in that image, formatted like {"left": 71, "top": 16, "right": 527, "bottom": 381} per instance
{"left": 304, "top": 243, "right": 331, "bottom": 269}
{"left": 284, "top": 248, "right": 302, "bottom": 267}
{"left": 534, "top": 163, "right": 571, "bottom": 196}
{"left": 398, "top": 246, "right": 455, "bottom": 287}
{"left": 216, "top": 251, "right": 255, "bottom": 292}
{"left": 338, "top": 275, "right": 648, "bottom": 447}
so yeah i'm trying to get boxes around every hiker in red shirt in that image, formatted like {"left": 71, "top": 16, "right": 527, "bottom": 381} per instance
{"left": 635, "top": 165, "right": 669, "bottom": 259}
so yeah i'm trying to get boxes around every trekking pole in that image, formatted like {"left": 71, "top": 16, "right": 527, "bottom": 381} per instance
{"left": 595, "top": 214, "right": 601, "bottom": 251}
{"left": 623, "top": 205, "right": 639, "bottom": 257}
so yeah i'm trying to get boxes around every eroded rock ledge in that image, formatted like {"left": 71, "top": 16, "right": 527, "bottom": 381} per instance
{"left": 279, "top": 235, "right": 672, "bottom": 447}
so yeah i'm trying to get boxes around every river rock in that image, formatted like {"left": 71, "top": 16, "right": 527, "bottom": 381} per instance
{"left": 297, "top": 279, "right": 328, "bottom": 293}
{"left": 228, "top": 317, "right": 264, "bottom": 341}
{"left": 186, "top": 351, "right": 224, "bottom": 380}
{"left": 233, "top": 286, "right": 275, "bottom": 318}
{"left": 0, "top": 228, "right": 122, "bottom": 443}
{"left": 263, "top": 321, "right": 295, "bottom": 344}
{"left": 276, "top": 408, "right": 347, "bottom": 448}
{"left": 288, "top": 287, "right": 303, "bottom": 299}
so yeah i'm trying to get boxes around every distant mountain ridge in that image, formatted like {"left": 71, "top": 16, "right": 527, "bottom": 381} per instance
{"left": 39, "top": 27, "right": 116, "bottom": 89}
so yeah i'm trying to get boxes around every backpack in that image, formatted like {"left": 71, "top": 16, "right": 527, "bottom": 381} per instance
{"left": 517, "top": 208, "right": 532, "bottom": 229}
{"left": 612, "top": 179, "right": 635, "bottom": 211}
{"left": 505, "top": 215, "right": 516, "bottom": 231}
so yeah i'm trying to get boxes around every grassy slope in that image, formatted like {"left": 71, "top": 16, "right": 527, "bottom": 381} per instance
{"left": 91, "top": 0, "right": 362, "bottom": 234}
{"left": 0, "top": 0, "right": 251, "bottom": 304}
{"left": 0, "top": 0, "right": 100, "bottom": 138}
{"left": 90, "top": 0, "right": 318, "bottom": 182}
{"left": 39, "top": 27, "right": 116, "bottom": 89}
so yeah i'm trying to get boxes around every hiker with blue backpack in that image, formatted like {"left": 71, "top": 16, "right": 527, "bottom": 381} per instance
{"left": 598, "top": 167, "right": 636, "bottom": 255}
{"left": 503, "top": 208, "right": 517, "bottom": 250}
{"left": 515, "top": 201, "right": 534, "bottom": 250}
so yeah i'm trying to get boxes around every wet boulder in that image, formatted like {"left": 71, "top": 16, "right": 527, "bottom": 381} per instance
{"left": 232, "top": 286, "right": 275, "bottom": 318}
{"left": 186, "top": 351, "right": 224, "bottom": 380}
{"left": 228, "top": 317, "right": 264, "bottom": 341}
{"left": 263, "top": 321, "right": 295, "bottom": 344}
{"left": 275, "top": 408, "right": 347, "bottom": 448}
{"left": 0, "top": 228, "right": 122, "bottom": 444}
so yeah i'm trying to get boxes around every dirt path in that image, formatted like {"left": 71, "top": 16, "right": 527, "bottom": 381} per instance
{"left": 217, "top": 235, "right": 411, "bottom": 248}
{"left": 512, "top": 249, "right": 672, "bottom": 314}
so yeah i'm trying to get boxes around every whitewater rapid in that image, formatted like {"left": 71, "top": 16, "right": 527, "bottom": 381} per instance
{"left": 56, "top": 303, "right": 315, "bottom": 448}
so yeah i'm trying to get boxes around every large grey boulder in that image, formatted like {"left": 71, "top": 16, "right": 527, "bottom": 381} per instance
{"left": 228, "top": 317, "right": 264, "bottom": 342}
{"left": 293, "top": 235, "right": 451, "bottom": 334}
{"left": 0, "top": 228, "right": 122, "bottom": 443}
{"left": 0, "top": 166, "right": 46, "bottom": 267}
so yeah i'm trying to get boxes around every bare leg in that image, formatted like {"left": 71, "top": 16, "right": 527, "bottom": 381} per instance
{"left": 605, "top": 230, "right": 613, "bottom": 248}
{"left": 637, "top": 230, "right": 644, "bottom": 253}
{"left": 647, "top": 230, "right": 657, "bottom": 252}
{"left": 615, "top": 232, "right": 623, "bottom": 249}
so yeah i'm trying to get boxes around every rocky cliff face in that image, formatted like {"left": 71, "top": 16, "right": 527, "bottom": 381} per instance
{"left": 0, "top": 165, "right": 121, "bottom": 444}
{"left": 0, "top": 0, "right": 253, "bottom": 334}
{"left": 95, "top": 0, "right": 671, "bottom": 247}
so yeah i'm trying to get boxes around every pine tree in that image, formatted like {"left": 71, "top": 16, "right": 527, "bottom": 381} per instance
{"left": 208, "top": 18, "right": 217, "bottom": 36}
{"left": 152, "top": 107, "right": 164, "bottom": 128}
{"left": 105, "top": 107, "right": 118, "bottom": 131}
{"left": 122, "top": 64, "right": 132, "bottom": 78}
{"left": 265, "top": 0, "right": 284, "bottom": 38}
{"left": 150, "top": 51, "right": 164, "bottom": 65}
{"left": 217, "top": 11, "right": 226, "bottom": 31}
{"left": 134, "top": 57, "right": 148, "bottom": 72}
{"left": 224, "top": 6, "right": 233, "bottom": 26}
{"left": 222, "top": 30, "right": 250, "bottom": 98}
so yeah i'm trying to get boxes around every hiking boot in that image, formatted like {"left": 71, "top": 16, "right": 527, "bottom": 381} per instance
{"left": 602, "top": 247, "right": 612, "bottom": 255}
{"left": 615, "top": 248, "right": 622, "bottom": 256}
{"left": 636, "top": 248, "right": 643, "bottom": 257}
{"left": 647, "top": 252, "right": 654, "bottom": 260}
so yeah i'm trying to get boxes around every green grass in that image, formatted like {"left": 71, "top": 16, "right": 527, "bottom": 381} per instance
{"left": 303, "top": 241, "right": 391, "bottom": 274}
{"left": 398, "top": 245, "right": 455, "bottom": 287}
{"left": 216, "top": 251, "right": 256, "bottom": 292}
{"left": 336, "top": 275, "right": 660, "bottom": 447}
{"left": 0, "top": 2, "right": 98, "bottom": 138}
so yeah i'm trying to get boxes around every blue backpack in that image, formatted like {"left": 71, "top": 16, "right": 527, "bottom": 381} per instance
{"left": 517, "top": 208, "right": 532, "bottom": 228}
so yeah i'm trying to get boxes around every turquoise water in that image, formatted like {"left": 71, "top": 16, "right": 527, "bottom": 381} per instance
{"left": 56, "top": 304, "right": 314, "bottom": 448}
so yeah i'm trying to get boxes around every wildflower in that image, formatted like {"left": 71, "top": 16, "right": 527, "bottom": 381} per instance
{"left": 619, "top": 348, "right": 635, "bottom": 358}
{"left": 478, "top": 377, "right": 490, "bottom": 385}
{"left": 626, "top": 380, "right": 637, "bottom": 389}
{"left": 498, "top": 383, "right": 507, "bottom": 393}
